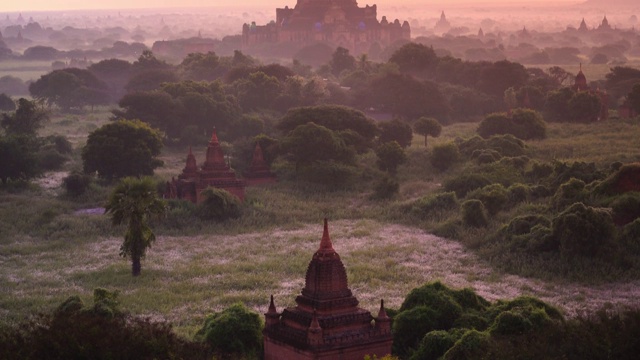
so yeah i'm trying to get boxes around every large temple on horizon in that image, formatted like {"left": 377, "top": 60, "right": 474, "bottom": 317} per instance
{"left": 242, "top": 0, "right": 410, "bottom": 55}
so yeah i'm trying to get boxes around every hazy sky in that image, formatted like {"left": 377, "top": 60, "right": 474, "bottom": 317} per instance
{"left": 2, "top": 0, "right": 578, "bottom": 13}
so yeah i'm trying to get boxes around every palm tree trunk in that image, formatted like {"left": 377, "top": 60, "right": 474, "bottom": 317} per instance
{"left": 132, "top": 256, "right": 141, "bottom": 276}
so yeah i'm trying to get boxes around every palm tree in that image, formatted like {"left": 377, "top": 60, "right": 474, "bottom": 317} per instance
{"left": 105, "top": 177, "right": 166, "bottom": 276}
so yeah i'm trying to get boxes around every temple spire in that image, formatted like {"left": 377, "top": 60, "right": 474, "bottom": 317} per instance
{"left": 210, "top": 127, "right": 219, "bottom": 144}
{"left": 268, "top": 294, "right": 277, "bottom": 314}
{"left": 319, "top": 218, "right": 334, "bottom": 252}
{"left": 377, "top": 299, "right": 389, "bottom": 320}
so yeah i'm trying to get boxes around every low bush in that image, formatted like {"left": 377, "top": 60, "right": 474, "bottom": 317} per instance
{"left": 431, "top": 142, "right": 460, "bottom": 172}
{"left": 0, "top": 288, "right": 207, "bottom": 359}
{"left": 552, "top": 178, "right": 589, "bottom": 210}
{"left": 551, "top": 202, "right": 616, "bottom": 258}
{"left": 461, "top": 200, "right": 488, "bottom": 227}
{"left": 196, "top": 302, "right": 263, "bottom": 358}
{"left": 371, "top": 176, "right": 399, "bottom": 200}
{"left": 467, "top": 183, "right": 510, "bottom": 215}
{"left": 410, "top": 192, "right": 458, "bottom": 217}
{"left": 63, "top": 171, "right": 93, "bottom": 196}
{"left": 608, "top": 192, "right": 640, "bottom": 225}
{"left": 443, "top": 174, "right": 492, "bottom": 198}
{"left": 195, "top": 187, "right": 242, "bottom": 221}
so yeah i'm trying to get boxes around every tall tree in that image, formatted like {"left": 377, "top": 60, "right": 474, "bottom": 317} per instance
{"left": 627, "top": 83, "right": 640, "bottom": 114}
{"left": 1, "top": 98, "right": 49, "bottom": 136}
{"left": 329, "top": 47, "right": 356, "bottom": 77}
{"left": 105, "top": 177, "right": 166, "bottom": 276}
{"left": 82, "top": 120, "right": 163, "bottom": 181}
{"left": 413, "top": 117, "right": 442, "bottom": 147}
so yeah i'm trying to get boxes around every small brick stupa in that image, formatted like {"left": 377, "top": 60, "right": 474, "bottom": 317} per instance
{"left": 243, "top": 142, "right": 276, "bottom": 185}
{"left": 165, "top": 128, "right": 245, "bottom": 203}
{"left": 263, "top": 219, "right": 393, "bottom": 360}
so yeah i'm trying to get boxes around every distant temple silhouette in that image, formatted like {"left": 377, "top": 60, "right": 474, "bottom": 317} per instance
{"left": 573, "top": 64, "right": 609, "bottom": 121}
{"left": 242, "top": 0, "right": 410, "bottom": 55}
{"left": 263, "top": 219, "right": 393, "bottom": 359}
{"left": 164, "top": 130, "right": 277, "bottom": 203}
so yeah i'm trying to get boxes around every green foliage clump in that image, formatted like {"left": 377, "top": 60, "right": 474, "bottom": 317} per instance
{"left": 277, "top": 105, "right": 378, "bottom": 150}
{"left": 477, "top": 108, "right": 546, "bottom": 140}
{"left": 410, "top": 192, "right": 459, "bottom": 217}
{"left": 444, "top": 173, "right": 492, "bottom": 198}
{"left": 461, "top": 200, "right": 488, "bottom": 227}
{"left": 608, "top": 192, "right": 640, "bottom": 225}
{"left": 430, "top": 142, "right": 460, "bottom": 171}
{"left": 593, "top": 162, "right": 640, "bottom": 196}
{"left": 394, "top": 281, "right": 489, "bottom": 357}
{"left": 550, "top": 161, "right": 605, "bottom": 188}
{"left": 410, "top": 330, "right": 458, "bottom": 360}
{"left": 552, "top": 178, "right": 589, "bottom": 210}
{"left": 375, "top": 140, "right": 407, "bottom": 174}
{"left": 485, "top": 134, "right": 526, "bottom": 157}
{"left": 413, "top": 117, "right": 442, "bottom": 147}
{"left": 551, "top": 202, "right": 616, "bottom": 258}
{"left": 82, "top": 119, "right": 164, "bottom": 181}
{"left": 196, "top": 187, "right": 242, "bottom": 221}
{"left": 371, "top": 176, "right": 399, "bottom": 200}
{"left": 507, "top": 183, "right": 530, "bottom": 204}
{"left": 466, "top": 183, "right": 509, "bottom": 215}
{"left": 0, "top": 288, "right": 207, "bottom": 359}
{"left": 442, "top": 330, "right": 490, "bottom": 360}
{"left": 378, "top": 119, "right": 413, "bottom": 148}
{"left": 196, "top": 302, "right": 263, "bottom": 358}
{"left": 62, "top": 171, "right": 93, "bottom": 196}
{"left": 619, "top": 218, "right": 640, "bottom": 255}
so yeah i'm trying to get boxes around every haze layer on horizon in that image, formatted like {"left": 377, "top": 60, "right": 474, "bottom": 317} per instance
{"left": 1, "top": 0, "right": 579, "bottom": 13}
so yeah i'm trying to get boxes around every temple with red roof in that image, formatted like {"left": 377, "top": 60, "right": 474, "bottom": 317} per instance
{"left": 243, "top": 142, "right": 277, "bottom": 186}
{"left": 263, "top": 219, "right": 393, "bottom": 359}
{"left": 164, "top": 128, "right": 245, "bottom": 202}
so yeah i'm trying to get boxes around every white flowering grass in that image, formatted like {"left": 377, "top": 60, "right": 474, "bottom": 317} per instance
{"left": 2, "top": 219, "right": 639, "bottom": 337}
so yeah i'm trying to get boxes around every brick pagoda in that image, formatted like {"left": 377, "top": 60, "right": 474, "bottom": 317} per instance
{"left": 243, "top": 142, "right": 277, "bottom": 185}
{"left": 263, "top": 219, "right": 393, "bottom": 360}
{"left": 164, "top": 128, "right": 245, "bottom": 203}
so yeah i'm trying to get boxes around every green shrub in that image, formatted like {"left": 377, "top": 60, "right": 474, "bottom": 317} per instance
{"left": 1, "top": 289, "right": 207, "bottom": 360}
{"left": 594, "top": 162, "right": 640, "bottom": 195}
{"left": 393, "top": 306, "right": 438, "bottom": 355}
{"left": 476, "top": 151, "right": 500, "bottom": 164}
{"left": 411, "top": 192, "right": 458, "bottom": 217}
{"left": 526, "top": 160, "right": 554, "bottom": 182}
{"left": 552, "top": 178, "right": 588, "bottom": 210}
{"left": 486, "top": 134, "right": 525, "bottom": 157}
{"left": 300, "top": 160, "right": 359, "bottom": 188}
{"left": 490, "top": 311, "right": 533, "bottom": 335}
{"left": 442, "top": 330, "right": 490, "bottom": 360}
{"left": 609, "top": 192, "right": 640, "bottom": 225}
{"left": 508, "top": 183, "right": 530, "bottom": 204}
{"left": 410, "top": 330, "right": 458, "bottom": 360}
{"left": 619, "top": 218, "right": 640, "bottom": 255}
{"left": 477, "top": 109, "right": 546, "bottom": 140}
{"left": 499, "top": 155, "right": 529, "bottom": 169}
{"left": 431, "top": 142, "right": 460, "bottom": 171}
{"left": 195, "top": 187, "right": 242, "bottom": 221}
{"left": 551, "top": 202, "right": 616, "bottom": 258}
{"left": 371, "top": 176, "right": 399, "bottom": 200}
{"left": 461, "top": 200, "right": 488, "bottom": 227}
{"left": 467, "top": 184, "right": 509, "bottom": 215}
{"left": 443, "top": 174, "right": 492, "bottom": 198}
{"left": 37, "top": 148, "right": 68, "bottom": 171}
{"left": 63, "top": 171, "right": 93, "bottom": 196}
{"left": 505, "top": 215, "right": 551, "bottom": 237}
{"left": 551, "top": 161, "right": 605, "bottom": 188}
{"left": 196, "top": 302, "right": 263, "bottom": 357}
{"left": 477, "top": 112, "right": 510, "bottom": 139}
{"left": 458, "top": 135, "right": 486, "bottom": 157}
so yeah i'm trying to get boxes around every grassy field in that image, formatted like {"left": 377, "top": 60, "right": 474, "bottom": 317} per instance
{"left": 1, "top": 111, "right": 640, "bottom": 338}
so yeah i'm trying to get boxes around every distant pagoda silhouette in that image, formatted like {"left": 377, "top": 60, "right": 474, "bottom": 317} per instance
{"left": 164, "top": 128, "right": 245, "bottom": 203}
